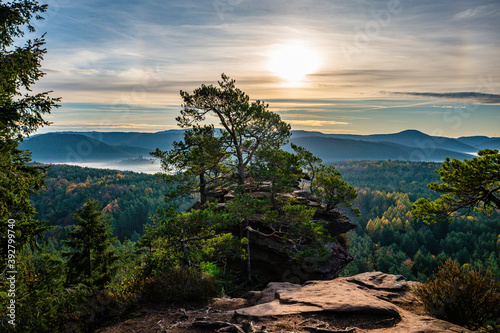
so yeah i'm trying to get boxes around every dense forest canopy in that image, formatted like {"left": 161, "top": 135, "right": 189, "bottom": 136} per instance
{"left": 30, "top": 160, "right": 500, "bottom": 283}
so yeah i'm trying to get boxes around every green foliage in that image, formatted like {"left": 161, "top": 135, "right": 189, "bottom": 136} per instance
{"left": 137, "top": 267, "right": 220, "bottom": 304}
{"left": 311, "top": 164, "right": 360, "bottom": 216}
{"left": 413, "top": 149, "right": 500, "bottom": 224}
{"left": 176, "top": 73, "right": 291, "bottom": 184}
{"left": 251, "top": 148, "right": 302, "bottom": 208}
{"left": 140, "top": 204, "right": 239, "bottom": 273}
{"left": 0, "top": 247, "right": 92, "bottom": 332}
{"left": 0, "top": 0, "right": 59, "bottom": 266}
{"left": 30, "top": 164, "right": 172, "bottom": 241}
{"left": 334, "top": 160, "right": 441, "bottom": 200}
{"left": 291, "top": 143, "right": 322, "bottom": 181}
{"left": 414, "top": 259, "right": 500, "bottom": 330}
{"left": 336, "top": 161, "right": 500, "bottom": 282}
{"left": 0, "top": 0, "right": 59, "bottom": 140}
{"left": 152, "top": 125, "right": 230, "bottom": 204}
{"left": 63, "top": 199, "right": 118, "bottom": 292}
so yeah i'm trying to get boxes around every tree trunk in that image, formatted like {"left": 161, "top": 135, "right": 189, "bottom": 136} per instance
{"left": 237, "top": 164, "right": 245, "bottom": 185}
{"left": 87, "top": 248, "right": 92, "bottom": 282}
{"left": 180, "top": 231, "right": 191, "bottom": 267}
{"left": 199, "top": 173, "right": 207, "bottom": 204}
{"left": 271, "top": 188, "right": 277, "bottom": 210}
{"left": 246, "top": 225, "right": 252, "bottom": 282}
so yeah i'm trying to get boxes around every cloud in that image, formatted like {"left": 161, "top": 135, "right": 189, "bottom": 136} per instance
{"left": 386, "top": 92, "right": 500, "bottom": 104}
{"left": 453, "top": 5, "right": 490, "bottom": 20}
{"left": 286, "top": 120, "right": 350, "bottom": 127}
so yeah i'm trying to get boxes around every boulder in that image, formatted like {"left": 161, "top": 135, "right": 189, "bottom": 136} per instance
{"left": 237, "top": 278, "right": 400, "bottom": 318}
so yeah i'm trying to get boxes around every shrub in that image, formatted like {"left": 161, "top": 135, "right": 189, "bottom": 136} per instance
{"left": 413, "top": 259, "right": 500, "bottom": 330}
{"left": 138, "top": 267, "right": 220, "bottom": 304}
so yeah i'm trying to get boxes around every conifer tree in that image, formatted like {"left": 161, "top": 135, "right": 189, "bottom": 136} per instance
{"left": 64, "top": 199, "right": 117, "bottom": 291}
{"left": 152, "top": 125, "right": 230, "bottom": 205}
{"left": 311, "top": 164, "right": 360, "bottom": 216}
{"left": 0, "top": 0, "right": 59, "bottom": 263}
{"left": 412, "top": 149, "right": 500, "bottom": 223}
{"left": 176, "top": 74, "right": 291, "bottom": 184}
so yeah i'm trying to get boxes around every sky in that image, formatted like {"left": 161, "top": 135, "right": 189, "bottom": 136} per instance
{"left": 31, "top": 0, "right": 500, "bottom": 137}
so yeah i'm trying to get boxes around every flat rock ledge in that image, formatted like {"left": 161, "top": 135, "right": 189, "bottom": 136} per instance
{"left": 234, "top": 272, "right": 472, "bottom": 333}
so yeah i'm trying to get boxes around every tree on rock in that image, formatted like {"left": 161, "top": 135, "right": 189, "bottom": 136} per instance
{"left": 291, "top": 143, "right": 322, "bottom": 182}
{"left": 412, "top": 149, "right": 500, "bottom": 224}
{"left": 311, "top": 164, "right": 360, "bottom": 216}
{"left": 250, "top": 148, "right": 302, "bottom": 209}
{"left": 64, "top": 199, "right": 117, "bottom": 292}
{"left": 152, "top": 125, "right": 230, "bottom": 205}
{"left": 176, "top": 74, "right": 291, "bottom": 184}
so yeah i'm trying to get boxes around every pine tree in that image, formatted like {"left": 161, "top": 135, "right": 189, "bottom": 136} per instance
{"left": 412, "top": 149, "right": 500, "bottom": 223}
{"left": 64, "top": 199, "right": 117, "bottom": 292}
{"left": 0, "top": 0, "right": 59, "bottom": 264}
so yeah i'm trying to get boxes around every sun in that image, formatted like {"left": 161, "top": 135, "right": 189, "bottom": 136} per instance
{"left": 268, "top": 42, "right": 321, "bottom": 82}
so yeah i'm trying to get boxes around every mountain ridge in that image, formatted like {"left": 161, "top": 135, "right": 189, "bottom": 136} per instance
{"left": 23, "top": 129, "right": 499, "bottom": 164}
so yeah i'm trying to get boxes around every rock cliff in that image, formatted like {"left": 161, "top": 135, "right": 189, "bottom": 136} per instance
{"left": 204, "top": 181, "right": 357, "bottom": 284}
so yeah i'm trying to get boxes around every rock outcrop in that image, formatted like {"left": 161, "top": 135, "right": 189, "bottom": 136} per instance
{"left": 234, "top": 272, "right": 472, "bottom": 333}
{"left": 241, "top": 185, "right": 356, "bottom": 283}
{"left": 194, "top": 180, "right": 359, "bottom": 284}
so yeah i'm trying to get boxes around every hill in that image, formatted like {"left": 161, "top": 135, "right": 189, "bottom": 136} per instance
{"left": 457, "top": 136, "right": 500, "bottom": 150}
{"left": 293, "top": 129, "right": 495, "bottom": 153}
{"left": 288, "top": 135, "right": 472, "bottom": 162}
{"left": 40, "top": 130, "right": 185, "bottom": 150}
{"left": 20, "top": 133, "right": 151, "bottom": 162}
{"left": 24, "top": 129, "right": 498, "bottom": 165}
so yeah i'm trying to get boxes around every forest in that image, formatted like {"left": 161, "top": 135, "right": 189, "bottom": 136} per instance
{"left": 30, "top": 160, "right": 500, "bottom": 282}
{"left": 335, "top": 160, "right": 500, "bottom": 280}
{"left": 29, "top": 164, "right": 184, "bottom": 243}
{"left": 1, "top": 3, "right": 498, "bottom": 331}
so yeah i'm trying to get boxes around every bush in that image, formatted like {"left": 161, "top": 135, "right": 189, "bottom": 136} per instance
{"left": 138, "top": 267, "right": 220, "bottom": 304}
{"left": 414, "top": 259, "right": 500, "bottom": 330}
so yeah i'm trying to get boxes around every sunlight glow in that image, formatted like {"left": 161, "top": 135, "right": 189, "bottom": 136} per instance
{"left": 268, "top": 42, "right": 321, "bottom": 82}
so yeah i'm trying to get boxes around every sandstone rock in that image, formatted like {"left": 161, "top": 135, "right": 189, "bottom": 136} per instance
{"left": 292, "top": 190, "right": 316, "bottom": 200}
{"left": 251, "top": 191, "right": 271, "bottom": 199}
{"left": 207, "top": 188, "right": 229, "bottom": 202}
{"left": 196, "top": 182, "right": 358, "bottom": 285}
{"left": 249, "top": 232, "right": 354, "bottom": 284}
{"left": 314, "top": 209, "right": 357, "bottom": 237}
{"left": 234, "top": 272, "right": 473, "bottom": 333}
{"left": 248, "top": 282, "right": 302, "bottom": 305}
{"left": 347, "top": 271, "right": 409, "bottom": 291}
{"left": 237, "top": 279, "right": 400, "bottom": 318}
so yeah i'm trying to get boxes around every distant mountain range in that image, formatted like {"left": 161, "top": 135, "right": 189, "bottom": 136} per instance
{"left": 21, "top": 129, "right": 499, "bottom": 164}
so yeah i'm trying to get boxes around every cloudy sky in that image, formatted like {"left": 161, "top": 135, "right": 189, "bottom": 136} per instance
{"left": 32, "top": 0, "right": 500, "bottom": 137}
